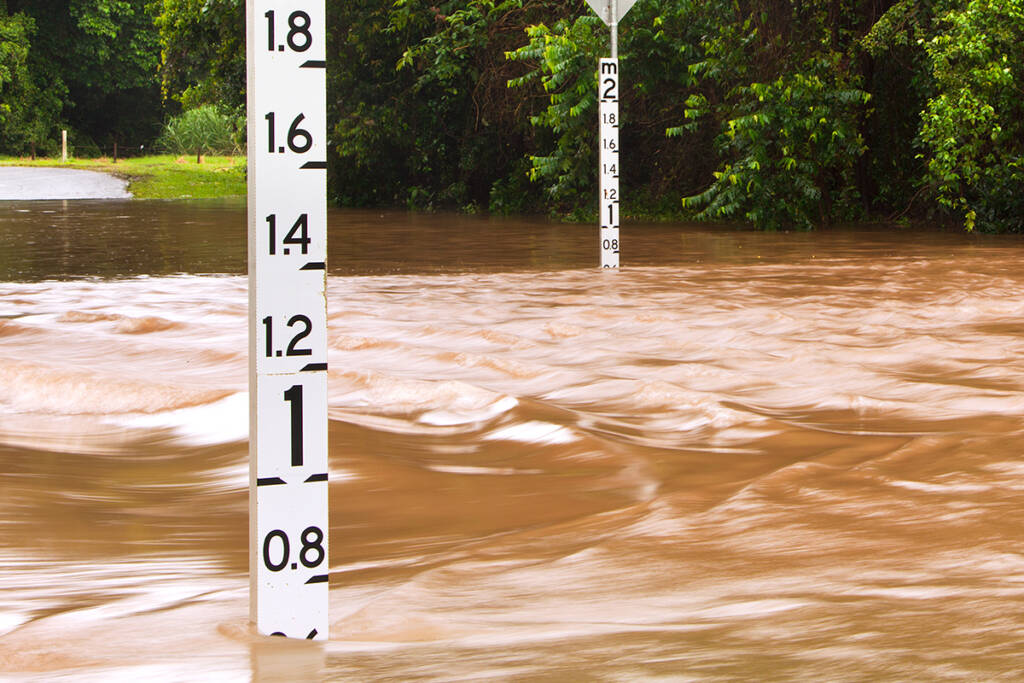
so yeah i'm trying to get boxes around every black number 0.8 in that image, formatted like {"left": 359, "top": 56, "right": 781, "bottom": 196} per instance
{"left": 262, "top": 526, "right": 325, "bottom": 572}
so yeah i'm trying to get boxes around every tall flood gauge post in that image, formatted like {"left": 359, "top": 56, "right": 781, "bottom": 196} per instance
{"left": 586, "top": 0, "right": 637, "bottom": 268}
{"left": 246, "top": 0, "right": 329, "bottom": 640}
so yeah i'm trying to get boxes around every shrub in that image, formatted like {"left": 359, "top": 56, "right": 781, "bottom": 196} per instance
{"left": 156, "top": 104, "right": 239, "bottom": 156}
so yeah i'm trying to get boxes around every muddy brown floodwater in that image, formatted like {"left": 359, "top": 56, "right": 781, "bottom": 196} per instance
{"left": 2, "top": 199, "right": 1024, "bottom": 680}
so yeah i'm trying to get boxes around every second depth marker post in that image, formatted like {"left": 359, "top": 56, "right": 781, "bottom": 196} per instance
{"left": 586, "top": 0, "right": 637, "bottom": 269}
{"left": 599, "top": 58, "right": 619, "bottom": 269}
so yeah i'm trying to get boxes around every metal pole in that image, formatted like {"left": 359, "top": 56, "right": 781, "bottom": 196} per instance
{"left": 610, "top": 0, "right": 618, "bottom": 59}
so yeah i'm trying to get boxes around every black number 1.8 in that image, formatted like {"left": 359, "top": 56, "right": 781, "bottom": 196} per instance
{"left": 265, "top": 10, "right": 312, "bottom": 52}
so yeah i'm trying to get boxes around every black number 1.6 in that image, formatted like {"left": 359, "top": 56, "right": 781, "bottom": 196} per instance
{"left": 265, "top": 112, "right": 313, "bottom": 154}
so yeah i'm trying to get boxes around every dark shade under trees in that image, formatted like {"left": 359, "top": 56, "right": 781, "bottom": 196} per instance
{"left": 2, "top": 0, "right": 163, "bottom": 155}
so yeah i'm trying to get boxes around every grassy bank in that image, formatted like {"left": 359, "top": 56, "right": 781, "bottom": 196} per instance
{"left": 0, "top": 155, "right": 246, "bottom": 199}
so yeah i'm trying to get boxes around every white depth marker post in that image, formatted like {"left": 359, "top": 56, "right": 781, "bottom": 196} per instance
{"left": 599, "top": 59, "right": 620, "bottom": 269}
{"left": 586, "top": 0, "right": 637, "bottom": 268}
{"left": 247, "top": 0, "right": 329, "bottom": 640}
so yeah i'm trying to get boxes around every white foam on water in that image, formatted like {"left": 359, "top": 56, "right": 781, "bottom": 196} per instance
{"left": 110, "top": 392, "right": 248, "bottom": 445}
{"left": 419, "top": 395, "right": 519, "bottom": 426}
{"left": 484, "top": 420, "right": 577, "bottom": 445}
{"left": 0, "top": 360, "right": 231, "bottom": 416}
{"left": 0, "top": 610, "right": 27, "bottom": 638}
{"left": 426, "top": 464, "right": 544, "bottom": 476}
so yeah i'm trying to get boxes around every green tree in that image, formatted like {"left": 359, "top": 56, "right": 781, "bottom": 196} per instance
{"left": 329, "top": 0, "right": 559, "bottom": 210}
{"left": 919, "top": 0, "right": 1024, "bottom": 232}
{"left": 506, "top": 10, "right": 605, "bottom": 209}
{"left": 154, "top": 0, "right": 244, "bottom": 112}
{"left": 507, "top": 0, "right": 714, "bottom": 215}
{"left": 4, "top": 0, "right": 163, "bottom": 152}
{"left": 0, "top": 10, "right": 58, "bottom": 154}
{"left": 670, "top": 0, "right": 872, "bottom": 229}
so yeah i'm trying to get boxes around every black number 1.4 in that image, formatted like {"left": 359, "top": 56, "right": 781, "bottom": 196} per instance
{"left": 266, "top": 214, "right": 311, "bottom": 255}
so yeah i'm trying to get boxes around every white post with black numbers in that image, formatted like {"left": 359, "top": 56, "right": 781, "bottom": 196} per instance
{"left": 586, "top": 0, "right": 637, "bottom": 269}
{"left": 599, "top": 58, "right": 620, "bottom": 269}
{"left": 247, "top": 0, "right": 329, "bottom": 641}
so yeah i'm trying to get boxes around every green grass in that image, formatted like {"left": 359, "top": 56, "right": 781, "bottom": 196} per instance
{"left": 0, "top": 154, "right": 246, "bottom": 199}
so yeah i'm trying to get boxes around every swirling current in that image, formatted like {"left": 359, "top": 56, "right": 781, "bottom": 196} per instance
{"left": 1, "top": 200, "right": 1024, "bottom": 680}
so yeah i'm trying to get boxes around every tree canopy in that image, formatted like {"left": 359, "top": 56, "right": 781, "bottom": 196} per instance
{"left": 2, "top": 0, "right": 162, "bottom": 154}
{"left": 1, "top": 0, "right": 1023, "bottom": 231}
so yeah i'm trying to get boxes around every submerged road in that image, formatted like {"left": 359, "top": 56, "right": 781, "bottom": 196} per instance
{"left": 0, "top": 166, "right": 131, "bottom": 200}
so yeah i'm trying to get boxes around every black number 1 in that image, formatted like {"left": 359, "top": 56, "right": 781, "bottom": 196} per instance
{"left": 284, "top": 384, "right": 303, "bottom": 467}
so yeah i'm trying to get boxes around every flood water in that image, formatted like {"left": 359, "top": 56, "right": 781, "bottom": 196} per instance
{"left": 2, "top": 199, "right": 1024, "bottom": 680}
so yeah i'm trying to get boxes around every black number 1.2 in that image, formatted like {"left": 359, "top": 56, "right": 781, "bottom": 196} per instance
{"left": 284, "top": 384, "right": 303, "bottom": 466}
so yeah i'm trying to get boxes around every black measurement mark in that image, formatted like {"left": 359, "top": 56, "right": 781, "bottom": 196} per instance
{"left": 301, "top": 362, "right": 327, "bottom": 372}
{"left": 300, "top": 161, "right": 327, "bottom": 170}
{"left": 257, "top": 477, "right": 286, "bottom": 486}
{"left": 304, "top": 473, "right": 328, "bottom": 483}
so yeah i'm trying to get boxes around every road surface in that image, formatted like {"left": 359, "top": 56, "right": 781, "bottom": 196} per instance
{"left": 0, "top": 167, "right": 131, "bottom": 200}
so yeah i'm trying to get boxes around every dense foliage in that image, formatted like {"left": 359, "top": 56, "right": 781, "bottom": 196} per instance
{"left": 919, "top": 0, "right": 1024, "bottom": 232}
{"left": 2, "top": 0, "right": 162, "bottom": 154}
{"left": 2, "top": 0, "right": 1024, "bottom": 230}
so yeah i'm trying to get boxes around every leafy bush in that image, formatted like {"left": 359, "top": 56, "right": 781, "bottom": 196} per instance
{"left": 678, "top": 58, "right": 869, "bottom": 230}
{"left": 507, "top": 15, "right": 605, "bottom": 207}
{"left": 156, "top": 104, "right": 239, "bottom": 156}
{"left": 919, "top": 0, "right": 1024, "bottom": 232}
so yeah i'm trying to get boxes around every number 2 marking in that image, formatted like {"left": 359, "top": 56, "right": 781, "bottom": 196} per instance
{"left": 602, "top": 78, "right": 616, "bottom": 100}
